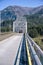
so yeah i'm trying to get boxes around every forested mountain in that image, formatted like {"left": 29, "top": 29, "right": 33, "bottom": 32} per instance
{"left": 0, "top": 5, "right": 43, "bottom": 35}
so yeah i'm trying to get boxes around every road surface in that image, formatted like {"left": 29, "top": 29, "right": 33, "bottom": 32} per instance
{"left": 0, "top": 34, "right": 23, "bottom": 65}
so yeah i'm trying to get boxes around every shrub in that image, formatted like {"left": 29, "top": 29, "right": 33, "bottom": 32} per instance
{"left": 28, "top": 29, "right": 38, "bottom": 38}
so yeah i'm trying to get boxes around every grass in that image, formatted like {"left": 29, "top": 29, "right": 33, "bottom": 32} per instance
{"left": 33, "top": 36, "right": 43, "bottom": 50}
{"left": 33, "top": 36, "right": 43, "bottom": 65}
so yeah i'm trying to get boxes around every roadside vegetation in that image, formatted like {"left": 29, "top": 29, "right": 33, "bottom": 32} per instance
{"left": 27, "top": 25, "right": 43, "bottom": 38}
{"left": 1, "top": 20, "right": 13, "bottom": 32}
{"left": 25, "top": 14, "right": 43, "bottom": 38}
{"left": 1, "top": 16, "right": 16, "bottom": 32}
{"left": 33, "top": 36, "right": 43, "bottom": 50}
{"left": 25, "top": 14, "right": 43, "bottom": 50}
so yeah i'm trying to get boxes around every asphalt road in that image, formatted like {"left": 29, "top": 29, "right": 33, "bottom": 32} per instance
{"left": 0, "top": 34, "right": 23, "bottom": 65}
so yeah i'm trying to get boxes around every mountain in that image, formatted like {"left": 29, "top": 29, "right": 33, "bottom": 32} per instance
{"left": 0, "top": 5, "right": 43, "bottom": 22}
{"left": 31, "top": 5, "right": 43, "bottom": 15}
{"left": 1, "top": 6, "right": 33, "bottom": 22}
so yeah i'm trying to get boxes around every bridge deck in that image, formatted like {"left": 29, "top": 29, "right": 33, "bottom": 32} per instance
{"left": 0, "top": 34, "right": 23, "bottom": 65}
{"left": 0, "top": 33, "right": 43, "bottom": 65}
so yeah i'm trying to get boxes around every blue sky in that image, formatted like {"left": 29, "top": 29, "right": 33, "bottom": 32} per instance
{"left": 0, "top": 0, "right": 43, "bottom": 10}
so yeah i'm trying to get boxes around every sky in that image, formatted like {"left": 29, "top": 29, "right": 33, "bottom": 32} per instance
{"left": 0, "top": 0, "right": 43, "bottom": 10}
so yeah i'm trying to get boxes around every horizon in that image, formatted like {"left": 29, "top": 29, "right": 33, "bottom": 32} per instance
{"left": 0, "top": 0, "right": 43, "bottom": 10}
{"left": 0, "top": 4, "right": 43, "bottom": 11}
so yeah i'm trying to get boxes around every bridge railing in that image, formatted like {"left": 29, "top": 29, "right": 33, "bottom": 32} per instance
{"left": 26, "top": 33, "right": 42, "bottom": 65}
{"left": 26, "top": 33, "right": 43, "bottom": 57}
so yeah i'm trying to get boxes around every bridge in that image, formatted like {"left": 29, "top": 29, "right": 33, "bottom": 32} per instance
{"left": 0, "top": 33, "right": 43, "bottom": 65}
{"left": 0, "top": 17, "right": 43, "bottom": 65}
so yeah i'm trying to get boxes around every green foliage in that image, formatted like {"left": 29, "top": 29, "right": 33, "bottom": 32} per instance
{"left": 1, "top": 27, "right": 11, "bottom": 32}
{"left": 1, "top": 20, "right": 14, "bottom": 32}
{"left": 25, "top": 14, "right": 43, "bottom": 38}
{"left": 27, "top": 25, "right": 43, "bottom": 38}
{"left": 36, "top": 25, "right": 43, "bottom": 35}
{"left": 25, "top": 14, "right": 43, "bottom": 25}
{"left": 28, "top": 29, "right": 38, "bottom": 38}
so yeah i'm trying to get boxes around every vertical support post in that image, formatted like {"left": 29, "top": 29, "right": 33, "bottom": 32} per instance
{"left": 13, "top": 22, "right": 15, "bottom": 32}
{"left": 26, "top": 22, "right": 27, "bottom": 33}
{"left": 0, "top": 12, "right": 1, "bottom": 33}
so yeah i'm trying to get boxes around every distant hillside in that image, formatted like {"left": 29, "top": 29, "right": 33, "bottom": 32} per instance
{"left": 30, "top": 5, "right": 43, "bottom": 14}
{"left": 1, "top": 6, "right": 33, "bottom": 22}
{"left": 25, "top": 8, "right": 43, "bottom": 37}
{"left": 0, "top": 5, "right": 43, "bottom": 22}
{"left": 24, "top": 5, "right": 43, "bottom": 25}
{"left": 25, "top": 13, "right": 43, "bottom": 27}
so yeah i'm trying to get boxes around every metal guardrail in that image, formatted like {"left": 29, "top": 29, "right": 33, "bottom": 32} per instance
{"left": 26, "top": 33, "right": 42, "bottom": 65}
{"left": 26, "top": 33, "right": 43, "bottom": 57}
{"left": 26, "top": 40, "right": 32, "bottom": 65}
